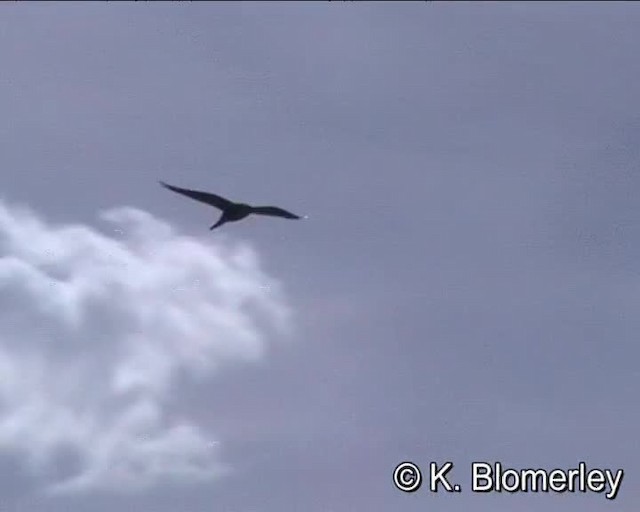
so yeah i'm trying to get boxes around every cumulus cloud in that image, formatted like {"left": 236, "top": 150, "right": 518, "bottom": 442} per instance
{"left": 0, "top": 200, "right": 293, "bottom": 494}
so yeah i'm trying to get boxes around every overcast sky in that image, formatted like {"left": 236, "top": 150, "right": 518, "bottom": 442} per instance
{"left": 0, "top": 2, "right": 638, "bottom": 511}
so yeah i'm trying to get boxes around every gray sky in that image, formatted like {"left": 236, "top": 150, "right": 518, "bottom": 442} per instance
{"left": 0, "top": 2, "right": 638, "bottom": 511}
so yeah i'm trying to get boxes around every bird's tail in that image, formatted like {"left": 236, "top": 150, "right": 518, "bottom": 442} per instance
{"left": 210, "top": 215, "right": 227, "bottom": 231}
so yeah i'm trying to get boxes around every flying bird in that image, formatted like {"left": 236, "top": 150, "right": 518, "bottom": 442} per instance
{"left": 159, "top": 181, "right": 304, "bottom": 231}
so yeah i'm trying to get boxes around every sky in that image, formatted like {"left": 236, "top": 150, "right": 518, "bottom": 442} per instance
{"left": 0, "top": 2, "right": 638, "bottom": 511}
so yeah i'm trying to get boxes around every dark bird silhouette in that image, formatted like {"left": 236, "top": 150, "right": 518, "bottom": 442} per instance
{"left": 159, "top": 181, "right": 304, "bottom": 231}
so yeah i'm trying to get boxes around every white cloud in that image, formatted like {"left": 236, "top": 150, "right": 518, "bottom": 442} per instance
{"left": 0, "top": 201, "right": 293, "bottom": 494}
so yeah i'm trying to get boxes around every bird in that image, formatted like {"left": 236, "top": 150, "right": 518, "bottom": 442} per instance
{"left": 159, "top": 181, "right": 304, "bottom": 231}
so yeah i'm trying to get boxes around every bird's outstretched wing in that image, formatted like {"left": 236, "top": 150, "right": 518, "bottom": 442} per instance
{"left": 159, "top": 181, "right": 233, "bottom": 211}
{"left": 250, "top": 205, "right": 301, "bottom": 219}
